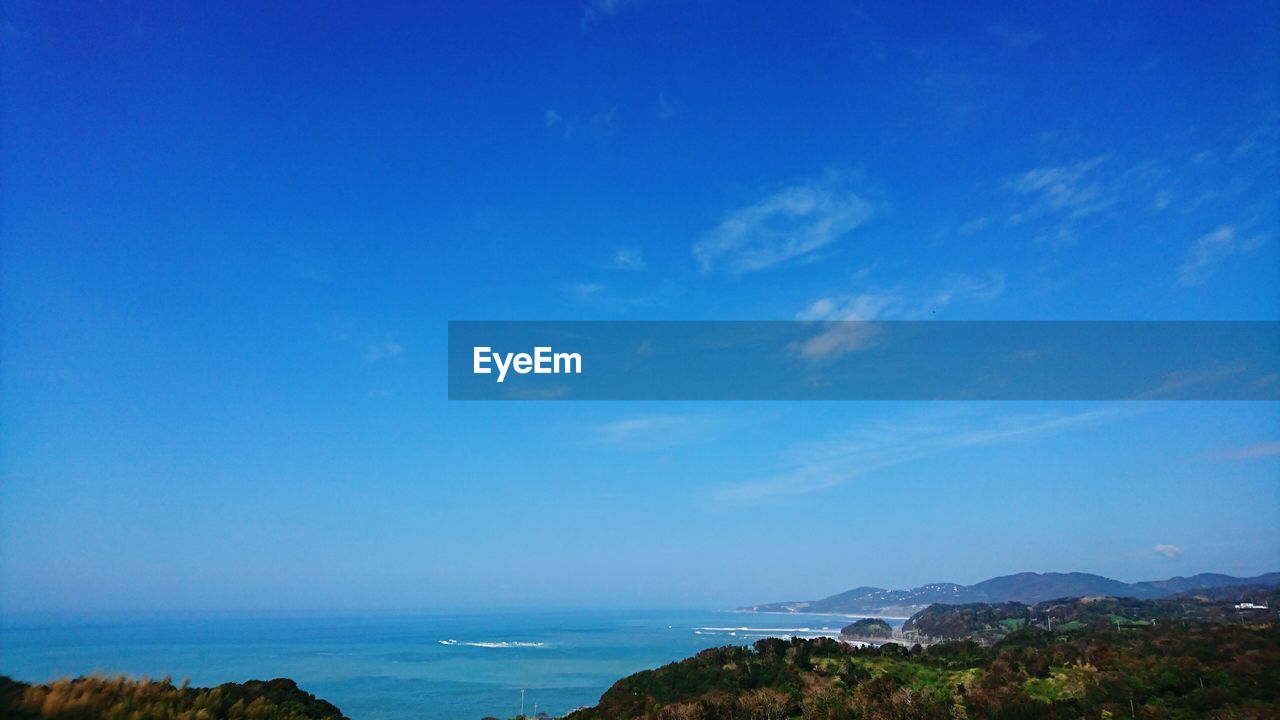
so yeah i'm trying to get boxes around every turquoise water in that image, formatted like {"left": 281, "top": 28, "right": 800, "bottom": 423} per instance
{"left": 0, "top": 610, "right": 883, "bottom": 720}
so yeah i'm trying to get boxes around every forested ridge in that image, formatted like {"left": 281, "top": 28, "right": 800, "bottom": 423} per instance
{"left": 565, "top": 617, "right": 1279, "bottom": 719}
{"left": 904, "top": 587, "right": 1279, "bottom": 643}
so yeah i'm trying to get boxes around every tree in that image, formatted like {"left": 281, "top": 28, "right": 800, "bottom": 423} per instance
{"left": 739, "top": 688, "right": 793, "bottom": 720}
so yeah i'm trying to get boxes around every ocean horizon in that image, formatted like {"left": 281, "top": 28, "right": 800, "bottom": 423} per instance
{"left": 0, "top": 609, "right": 896, "bottom": 720}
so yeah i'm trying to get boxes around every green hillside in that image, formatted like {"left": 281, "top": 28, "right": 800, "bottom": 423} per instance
{"left": 565, "top": 619, "right": 1279, "bottom": 719}
{"left": 904, "top": 588, "right": 1280, "bottom": 643}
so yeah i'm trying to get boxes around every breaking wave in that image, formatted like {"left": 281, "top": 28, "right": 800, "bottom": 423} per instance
{"left": 693, "top": 626, "right": 841, "bottom": 640}
{"left": 438, "top": 639, "right": 548, "bottom": 648}
{"left": 695, "top": 626, "right": 838, "bottom": 633}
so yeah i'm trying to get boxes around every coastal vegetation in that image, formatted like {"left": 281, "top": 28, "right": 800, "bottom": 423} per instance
{"left": 565, "top": 594, "right": 1279, "bottom": 720}
{"left": 0, "top": 675, "right": 348, "bottom": 720}
{"left": 7, "top": 590, "right": 1276, "bottom": 720}
{"left": 904, "top": 588, "right": 1280, "bottom": 643}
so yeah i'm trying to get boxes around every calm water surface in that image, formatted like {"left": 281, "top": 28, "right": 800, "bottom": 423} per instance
{"left": 1, "top": 610, "right": 896, "bottom": 720}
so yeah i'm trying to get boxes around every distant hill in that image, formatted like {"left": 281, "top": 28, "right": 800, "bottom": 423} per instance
{"left": 904, "top": 586, "right": 1280, "bottom": 644}
{"left": 740, "top": 571, "right": 1280, "bottom": 616}
{"left": 840, "top": 617, "right": 893, "bottom": 639}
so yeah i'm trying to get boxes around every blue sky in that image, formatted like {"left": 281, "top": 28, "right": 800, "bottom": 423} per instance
{"left": 2, "top": 1, "right": 1278, "bottom": 615}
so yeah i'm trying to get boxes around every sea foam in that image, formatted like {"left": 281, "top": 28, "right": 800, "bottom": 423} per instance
{"left": 438, "top": 639, "right": 547, "bottom": 648}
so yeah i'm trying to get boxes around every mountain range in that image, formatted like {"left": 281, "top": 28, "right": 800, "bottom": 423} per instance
{"left": 739, "top": 571, "right": 1280, "bottom": 617}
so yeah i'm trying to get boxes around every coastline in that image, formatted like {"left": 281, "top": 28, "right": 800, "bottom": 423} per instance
{"left": 732, "top": 609, "right": 912, "bottom": 622}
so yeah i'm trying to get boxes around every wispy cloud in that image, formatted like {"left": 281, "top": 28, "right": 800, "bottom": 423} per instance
{"left": 1230, "top": 112, "right": 1279, "bottom": 161}
{"left": 365, "top": 337, "right": 403, "bottom": 361}
{"left": 693, "top": 172, "right": 874, "bottom": 274}
{"left": 1006, "top": 156, "right": 1114, "bottom": 225}
{"left": 608, "top": 247, "right": 647, "bottom": 270}
{"left": 563, "top": 279, "right": 667, "bottom": 310}
{"left": 952, "top": 141, "right": 1271, "bottom": 259}
{"left": 797, "top": 294, "right": 896, "bottom": 322}
{"left": 543, "top": 107, "right": 617, "bottom": 141}
{"left": 1212, "top": 441, "right": 1280, "bottom": 460}
{"left": 711, "top": 406, "right": 1122, "bottom": 504}
{"left": 981, "top": 155, "right": 1181, "bottom": 248}
{"left": 955, "top": 216, "right": 992, "bottom": 236}
{"left": 1153, "top": 544, "right": 1182, "bottom": 558}
{"left": 1175, "top": 225, "right": 1264, "bottom": 286}
{"left": 321, "top": 319, "right": 408, "bottom": 363}
{"left": 794, "top": 271, "right": 1005, "bottom": 359}
{"left": 570, "top": 282, "right": 607, "bottom": 298}
{"left": 1137, "top": 361, "right": 1255, "bottom": 400}
{"left": 585, "top": 108, "right": 617, "bottom": 140}
{"left": 581, "top": 0, "right": 644, "bottom": 27}
{"left": 917, "top": 69, "right": 981, "bottom": 126}
{"left": 591, "top": 414, "right": 710, "bottom": 451}
{"left": 656, "top": 91, "right": 677, "bottom": 120}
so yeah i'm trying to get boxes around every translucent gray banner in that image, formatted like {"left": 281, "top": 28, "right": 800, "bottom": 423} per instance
{"left": 447, "top": 321, "right": 1280, "bottom": 401}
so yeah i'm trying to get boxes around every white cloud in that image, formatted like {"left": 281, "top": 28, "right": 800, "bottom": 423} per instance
{"left": 1133, "top": 363, "right": 1249, "bottom": 401}
{"left": 1230, "top": 115, "right": 1279, "bottom": 161}
{"left": 1175, "top": 225, "right": 1264, "bottom": 287}
{"left": 993, "top": 155, "right": 1184, "bottom": 248}
{"left": 1006, "top": 156, "right": 1113, "bottom": 223}
{"left": 608, "top": 248, "right": 647, "bottom": 270}
{"left": 1213, "top": 441, "right": 1280, "bottom": 460}
{"left": 793, "top": 292, "right": 895, "bottom": 359}
{"left": 563, "top": 279, "right": 667, "bottom": 310}
{"left": 1030, "top": 225, "right": 1078, "bottom": 249}
{"left": 592, "top": 415, "right": 708, "bottom": 451}
{"left": 571, "top": 282, "right": 606, "bottom": 298}
{"left": 920, "top": 271, "right": 1007, "bottom": 309}
{"left": 582, "top": 0, "right": 643, "bottom": 26}
{"left": 545, "top": 107, "right": 617, "bottom": 141}
{"left": 712, "top": 406, "right": 1122, "bottom": 504}
{"left": 693, "top": 173, "right": 874, "bottom": 274}
{"left": 797, "top": 294, "right": 895, "bottom": 322}
{"left": 956, "top": 216, "right": 991, "bottom": 236}
{"left": 1153, "top": 544, "right": 1182, "bottom": 558}
{"left": 365, "top": 337, "right": 403, "bottom": 361}
{"left": 794, "top": 271, "right": 1005, "bottom": 359}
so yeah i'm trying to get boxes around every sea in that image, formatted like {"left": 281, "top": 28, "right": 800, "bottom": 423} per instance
{"left": 0, "top": 610, "right": 901, "bottom": 720}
